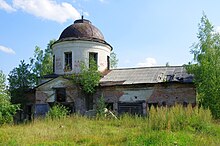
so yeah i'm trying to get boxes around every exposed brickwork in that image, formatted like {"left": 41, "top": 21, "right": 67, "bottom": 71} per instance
{"left": 35, "top": 77, "right": 196, "bottom": 116}
{"left": 93, "top": 83, "right": 196, "bottom": 114}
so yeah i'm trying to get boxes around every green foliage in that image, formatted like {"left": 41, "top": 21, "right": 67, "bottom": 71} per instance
{"left": 0, "top": 70, "right": 19, "bottom": 125}
{"left": 186, "top": 13, "right": 220, "bottom": 119}
{"left": 96, "top": 95, "right": 106, "bottom": 117}
{"left": 110, "top": 51, "right": 118, "bottom": 69}
{"left": 8, "top": 60, "right": 35, "bottom": 89}
{"left": 46, "top": 104, "right": 69, "bottom": 120}
{"left": 8, "top": 60, "right": 35, "bottom": 106}
{"left": 77, "top": 60, "right": 101, "bottom": 94}
{"left": 30, "top": 39, "right": 56, "bottom": 80}
{"left": 8, "top": 40, "right": 56, "bottom": 107}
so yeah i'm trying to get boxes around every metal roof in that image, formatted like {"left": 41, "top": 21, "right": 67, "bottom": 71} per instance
{"left": 100, "top": 66, "right": 193, "bottom": 86}
{"left": 54, "top": 17, "right": 113, "bottom": 50}
{"left": 59, "top": 18, "right": 104, "bottom": 41}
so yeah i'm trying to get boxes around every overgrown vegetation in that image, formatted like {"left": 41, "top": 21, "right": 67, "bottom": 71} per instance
{"left": 70, "top": 59, "right": 101, "bottom": 95}
{"left": 30, "top": 40, "right": 56, "bottom": 80}
{"left": 8, "top": 40, "right": 55, "bottom": 107}
{"left": 186, "top": 13, "right": 220, "bottom": 119}
{"left": 0, "top": 106, "right": 219, "bottom": 145}
{"left": 0, "top": 70, "right": 19, "bottom": 125}
{"left": 148, "top": 105, "right": 212, "bottom": 131}
{"left": 8, "top": 60, "right": 35, "bottom": 107}
{"left": 96, "top": 95, "right": 106, "bottom": 117}
{"left": 46, "top": 104, "right": 69, "bottom": 120}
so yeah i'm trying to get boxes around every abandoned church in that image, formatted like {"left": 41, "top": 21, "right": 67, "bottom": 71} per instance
{"left": 25, "top": 17, "right": 196, "bottom": 119}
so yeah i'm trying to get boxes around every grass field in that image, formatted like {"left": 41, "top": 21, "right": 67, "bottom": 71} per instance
{"left": 0, "top": 106, "right": 220, "bottom": 145}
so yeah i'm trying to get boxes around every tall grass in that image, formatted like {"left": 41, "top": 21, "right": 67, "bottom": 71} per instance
{"left": 0, "top": 105, "right": 219, "bottom": 145}
{"left": 148, "top": 104, "right": 212, "bottom": 131}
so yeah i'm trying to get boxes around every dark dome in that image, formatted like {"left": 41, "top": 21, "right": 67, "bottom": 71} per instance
{"left": 59, "top": 18, "right": 105, "bottom": 41}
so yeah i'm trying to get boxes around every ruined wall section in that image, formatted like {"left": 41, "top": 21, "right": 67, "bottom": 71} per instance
{"left": 35, "top": 77, "right": 87, "bottom": 114}
{"left": 148, "top": 83, "right": 196, "bottom": 106}
{"left": 94, "top": 83, "right": 196, "bottom": 114}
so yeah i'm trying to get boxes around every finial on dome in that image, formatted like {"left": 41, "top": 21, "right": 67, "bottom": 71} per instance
{"left": 81, "top": 15, "right": 84, "bottom": 20}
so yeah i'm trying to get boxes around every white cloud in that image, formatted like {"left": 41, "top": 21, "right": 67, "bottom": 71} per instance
{"left": 12, "top": 0, "right": 81, "bottom": 23}
{"left": 0, "top": 0, "right": 16, "bottom": 12}
{"left": 0, "top": 45, "right": 16, "bottom": 54}
{"left": 99, "top": 0, "right": 108, "bottom": 3}
{"left": 137, "top": 57, "right": 157, "bottom": 67}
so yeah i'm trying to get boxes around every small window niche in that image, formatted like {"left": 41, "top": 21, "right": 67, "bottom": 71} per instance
{"left": 89, "top": 52, "right": 98, "bottom": 68}
{"left": 53, "top": 55, "right": 55, "bottom": 73}
{"left": 107, "top": 56, "right": 110, "bottom": 70}
{"left": 55, "top": 88, "right": 66, "bottom": 102}
{"left": 64, "top": 52, "right": 72, "bottom": 71}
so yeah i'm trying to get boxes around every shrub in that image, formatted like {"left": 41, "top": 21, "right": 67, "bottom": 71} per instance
{"left": 0, "top": 100, "right": 19, "bottom": 125}
{"left": 78, "top": 60, "right": 101, "bottom": 95}
{"left": 96, "top": 95, "right": 106, "bottom": 118}
{"left": 0, "top": 70, "right": 20, "bottom": 125}
{"left": 46, "top": 104, "right": 69, "bottom": 120}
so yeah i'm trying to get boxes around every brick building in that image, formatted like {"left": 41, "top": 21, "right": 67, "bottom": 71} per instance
{"left": 32, "top": 17, "right": 196, "bottom": 117}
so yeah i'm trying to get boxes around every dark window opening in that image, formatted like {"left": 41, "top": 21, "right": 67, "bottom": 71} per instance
{"left": 64, "top": 52, "right": 72, "bottom": 71}
{"left": 183, "top": 101, "right": 188, "bottom": 107}
{"left": 86, "top": 96, "right": 93, "bottom": 110}
{"left": 105, "top": 102, "right": 113, "bottom": 110}
{"left": 26, "top": 105, "right": 32, "bottom": 120}
{"left": 56, "top": 88, "right": 66, "bottom": 102}
{"left": 107, "top": 56, "right": 110, "bottom": 70}
{"left": 162, "top": 101, "right": 166, "bottom": 107}
{"left": 148, "top": 102, "right": 158, "bottom": 110}
{"left": 89, "top": 52, "right": 98, "bottom": 67}
{"left": 53, "top": 55, "right": 55, "bottom": 73}
{"left": 62, "top": 102, "right": 75, "bottom": 114}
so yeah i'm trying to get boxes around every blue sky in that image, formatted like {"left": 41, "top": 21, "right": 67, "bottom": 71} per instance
{"left": 1, "top": 0, "right": 220, "bottom": 76}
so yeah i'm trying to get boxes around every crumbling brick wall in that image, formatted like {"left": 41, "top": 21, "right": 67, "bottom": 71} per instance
{"left": 93, "top": 83, "right": 196, "bottom": 114}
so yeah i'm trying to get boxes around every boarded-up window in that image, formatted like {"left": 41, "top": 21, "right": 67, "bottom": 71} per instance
{"left": 118, "top": 102, "right": 143, "bottom": 115}
{"left": 35, "top": 104, "right": 49, "bottom": 117}
{"left": 64, "top": 52, "right": 72, "bottom": 70}
{"left": 56, "top": 88, "right": 66, "bottom": 102}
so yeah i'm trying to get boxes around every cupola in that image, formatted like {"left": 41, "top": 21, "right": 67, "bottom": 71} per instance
{"left": 52, "top": 17, "right": 112, "bottom": 75}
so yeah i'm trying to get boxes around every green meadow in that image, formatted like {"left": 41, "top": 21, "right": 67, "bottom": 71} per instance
{"left": 0, "top": 105, "right": 219, "bottom": 145}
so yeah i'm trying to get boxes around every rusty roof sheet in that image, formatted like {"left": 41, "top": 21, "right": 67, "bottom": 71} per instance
{"left": 59, "top": 19, "right": 104, "bottom": 41}
{"left": 100, "top": 66, "right": 193, "bottom": 86}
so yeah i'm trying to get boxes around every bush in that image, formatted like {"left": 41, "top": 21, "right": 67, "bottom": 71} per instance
{"left": 46, "top": 104, "right": 69, "bottom": 120}
{"left": 0, "top": 100, "right": 19, "bottom": 125}
{"left": 0, "top": 70, "right": 20, "bottom": 125}
{"left": 96, "top": 95, "right": 106, "bottom": 118}
{"left": 72, "top": 59, "right": 101, "bottom": 95}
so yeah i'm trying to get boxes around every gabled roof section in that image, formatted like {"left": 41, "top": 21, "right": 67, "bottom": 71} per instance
{"left": 35, "top": 76, "right": 71, "bottom": 89}
{"left": 35, "top": 74, "right": 60, "bottom": 89}
{"left": 100, "top": 66, "right": 193, "bottom": 86}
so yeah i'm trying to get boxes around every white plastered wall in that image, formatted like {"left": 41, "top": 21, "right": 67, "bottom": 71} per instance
{"left": 52, "top": 40, "right": 111, "bottom": 75}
